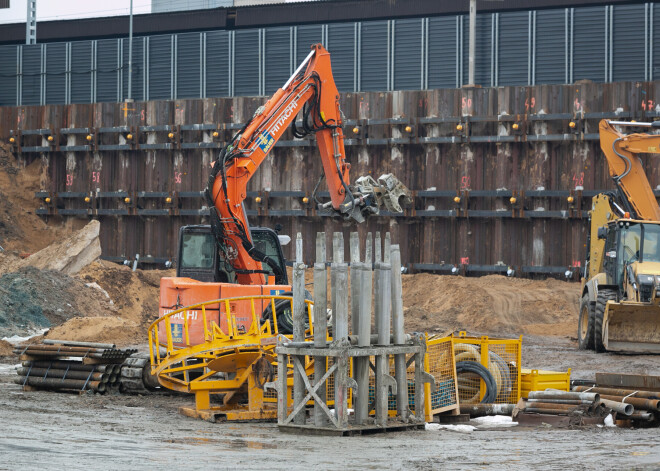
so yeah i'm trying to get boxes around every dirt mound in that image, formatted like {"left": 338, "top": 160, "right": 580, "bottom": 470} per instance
{"left": 401, "top": 274, "right": 580, "bottom": 337}
{"left": 42, "top": 261, "right": 175, "bottom": 346}
{"left": 0, "top": 143, "right": 64, "bottom": 254}
{"left": 0, "top": 266, "right": 116, "bottom": 338}
{"left": 46, "top": 317, "right": 142, "bottom": 346}
{"left": 0, "top": 339, "right": 13, "bottom": 356}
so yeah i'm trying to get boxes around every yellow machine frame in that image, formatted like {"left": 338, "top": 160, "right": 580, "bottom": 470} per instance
{"left": 148, "top": 295, "right": 314, "bottom": 422}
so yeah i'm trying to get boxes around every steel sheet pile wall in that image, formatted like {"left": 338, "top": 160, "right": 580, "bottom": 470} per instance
{"left": 2, "top": 81, "right": 660, "bottom": 275}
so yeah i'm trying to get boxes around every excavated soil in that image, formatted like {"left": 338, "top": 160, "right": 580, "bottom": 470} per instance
{"left": 401, "top": 274, "right": 580, "bottom": 337}
{"left": 0, "top": 143, "right": 65, "bottom": 254}
{"left": 0, "top": 339, "right": 13, "bottom": 356}
{"left": 43, "top": 261, "right": 174, "bottom": 346}
{"left": 295, "top": 267, "right": 580, "bottom": 339}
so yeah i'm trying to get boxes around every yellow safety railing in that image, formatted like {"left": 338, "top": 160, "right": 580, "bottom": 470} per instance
{"left": 148, "top": 295, "right": 314, "bottom": 373}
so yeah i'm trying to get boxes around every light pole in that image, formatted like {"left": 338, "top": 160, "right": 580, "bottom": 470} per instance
{"left": 468, "top": 0, "right": 476, "bottom": 87}
{"left": 127, "top": 0, "right": 134, "bottom": 102}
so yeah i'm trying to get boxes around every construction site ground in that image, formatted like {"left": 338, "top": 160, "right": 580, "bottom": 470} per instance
{"left": 2, "top": 340, "right": 660, "bottom": 470}
{"left": 2, "top": 146, "right": 660, "bottom": 469}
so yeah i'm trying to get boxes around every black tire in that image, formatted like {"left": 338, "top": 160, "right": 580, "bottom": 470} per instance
{"left": 577, "top": 294, "right": 595, "bottom": 350}
{"left": 594, "top": 289, "right": 617, "bottom": 353}
{"left": 261, "top": 291, "right": 311, "bottom": 335}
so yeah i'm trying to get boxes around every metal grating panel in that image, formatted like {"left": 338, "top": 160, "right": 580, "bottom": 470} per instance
{"left": 426, "top": 337, "right": 459, "bottom": 414}
{"left": 326, "top": 22, "right": 356, "bottom": 92}
{"left": 535, "top": 9, "right": 567, "bottom": 85}
{"left": 612, "top": 4, "right": 645, "bottom": 83}
{"left": 360, "top": 20, "right": 389, "bottom": 92}
{"left": 428, "top": 16, "right": 458, "bottom": 89}
{"left": 462, "top": 14, "right": 492, "bottom": 87}
{"left": 70, "top": 41, "right": 92, "bottom": 104}
{"left": 295, "top": 24, "right": 323, "bottom": 64}
{"left": 149, "top": 34, "right": 173, "bottom": 100}
{"left": 498, "top": 11, "right": 529, "bottom": 86}
{"left": 176, "top": 32, "right": 202, "bottom": 99}
{"left": 573, "top": 5, "right": 606, "bottom": 82}
{"left": 0, "top": 45, "right": 18, "bottom": 106}
{"left": 45, "top": 43, "right": 66, "bottom": 104}
{"left": 122, "top": 37, "right": 145, "bottom": 101}
{"left": 21, "top": 44, "right": 42, "bottom": 105}
{"left": 96, "top": 39, "right": 120, "bottom": 103}
{"left": 264, "top": 27, "right": 291, "bottom": 95}
{"left": 205, "top": 30, "right": 230, "bottom": 97}
{"left": 234, "top": 29, "right": 260, "bottom": 96}
{"left": 393, "top": 18, "right": 422, "bottom": 91}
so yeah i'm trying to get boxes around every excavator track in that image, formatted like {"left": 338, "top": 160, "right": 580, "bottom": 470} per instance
{"left": 120, "top": 353, "right": 162, "bottom": 395}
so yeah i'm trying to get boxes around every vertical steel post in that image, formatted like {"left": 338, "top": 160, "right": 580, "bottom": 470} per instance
{"left": 374, "top": 232, "right": 382, "bottom": 265}
{"left": 292, "top": 233, "right": 306, "bottom": 424}
{"left": 350, "top": 231, "right": 361, "bottom": 335}
{"left": 375, "top": 258, "right": 392, "bottom": 426}
{"left": 333, "top": 261, "right": 349, "bottom": 424}
{"left": 277, "top": 352, "right": 287, "bottom": 423}
{"left": 355, "top": 233, "right": 373, "bottom": 424}
{"left": 384, "top": 232, "right": 391, "bottom": 263}
{"left": 390, "top": 244, "right": 408, "bottom": 421}
{"left": 331, "top": 232, "right": 344, "bottom": 339}
{"left": 313, "top": 232, "right": 328, "bottom": 427}
{"left": 349, "top": 231, "right": 362, "bottom": 422}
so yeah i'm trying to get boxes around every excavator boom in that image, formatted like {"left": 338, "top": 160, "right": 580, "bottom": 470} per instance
{"left": 578, "top": 120, "right": 660, "bottom": 354}
{"left": 206, "top": 44, "right": 411, "bottom": 285}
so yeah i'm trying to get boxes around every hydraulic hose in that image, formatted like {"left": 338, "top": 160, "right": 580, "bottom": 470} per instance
{"left": 455, "top": 361, "right": 498, "bottom": 404}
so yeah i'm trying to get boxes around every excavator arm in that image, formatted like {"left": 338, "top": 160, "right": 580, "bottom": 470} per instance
{"left": 205, "top": 44, "right": 411, "bottom": 284}
{"left": 599, "top": 119, "right": 660, "bottom": 221}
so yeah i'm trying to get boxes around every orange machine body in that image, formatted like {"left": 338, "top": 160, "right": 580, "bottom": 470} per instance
{"left": 158, "top": 277, "right": 289, "bottom": 347}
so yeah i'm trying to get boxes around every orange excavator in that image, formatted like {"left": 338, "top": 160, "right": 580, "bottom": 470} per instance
{"left": 578, "top": 119, "right": 660, "bottom": 353}
{"left": 143, "top": 45, "right": 411, "bottom": 418}
{"left": 158, "top": 44, "right": 411, "bottom": 348}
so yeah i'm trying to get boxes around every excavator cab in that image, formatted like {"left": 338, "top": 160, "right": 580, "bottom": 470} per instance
{"left": 176, "top": 225, "right": 288, "bottom": 285}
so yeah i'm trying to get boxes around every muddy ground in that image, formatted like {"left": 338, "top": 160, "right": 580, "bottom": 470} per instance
{"left": 1, "top": 336, "right": 660, "bottom": 470}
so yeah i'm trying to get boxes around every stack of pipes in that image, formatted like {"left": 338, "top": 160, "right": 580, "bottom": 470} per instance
{"left": 514, "top": 388, "right": 654, "bottom": 422}
{"left": 13, "top": 340, "right": 133, "bottom": 394}
{"left": 14, "top": 361, "right": 122, "bottom": 394}
{"left": 573, "top": 386, "right": 659, "bottom": 424}
{"left": 13, "top": 342, "right": 137, "bottom": 361}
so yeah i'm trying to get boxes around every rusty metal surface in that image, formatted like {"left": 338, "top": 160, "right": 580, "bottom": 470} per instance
{"left": 2, "top": 81, "right": 660, "bottom": 272}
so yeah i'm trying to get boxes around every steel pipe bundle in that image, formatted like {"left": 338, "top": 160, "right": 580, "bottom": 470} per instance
{"left": 517, "top": 390, "right": 610, "bottom": 421}
{"left": 17, "top": 357, "right": 124, "bottom": 394}
{"left": 573, "top": 386, "right": 660, "bottom": 410}
{"left": 22, "top": 361, "right": 121, "bottom": 374}
{"left": 14, "top": 376, "right": 106, "bottom": 393}
{"left": 14, "top": 344, "right": 137, "bottom": 361}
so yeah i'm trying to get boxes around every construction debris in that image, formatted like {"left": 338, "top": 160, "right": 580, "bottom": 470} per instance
{"left": 16, "top": 220, "right": 101, "bottom": 275}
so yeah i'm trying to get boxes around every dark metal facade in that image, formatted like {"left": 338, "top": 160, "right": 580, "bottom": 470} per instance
{"left": 3, "top": 81, "right": 660, "bottom": 275}
{"left": 1, "top": 2, "right": 659, "bottom": 106}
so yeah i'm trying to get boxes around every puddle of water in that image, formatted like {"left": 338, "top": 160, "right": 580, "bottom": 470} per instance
{"left": 165, "top": 437, "right": 277, "bottom": 450}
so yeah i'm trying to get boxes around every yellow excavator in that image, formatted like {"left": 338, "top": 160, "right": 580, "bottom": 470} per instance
{"left": 578, "top": 119, "right": 660, "bottom": 354}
